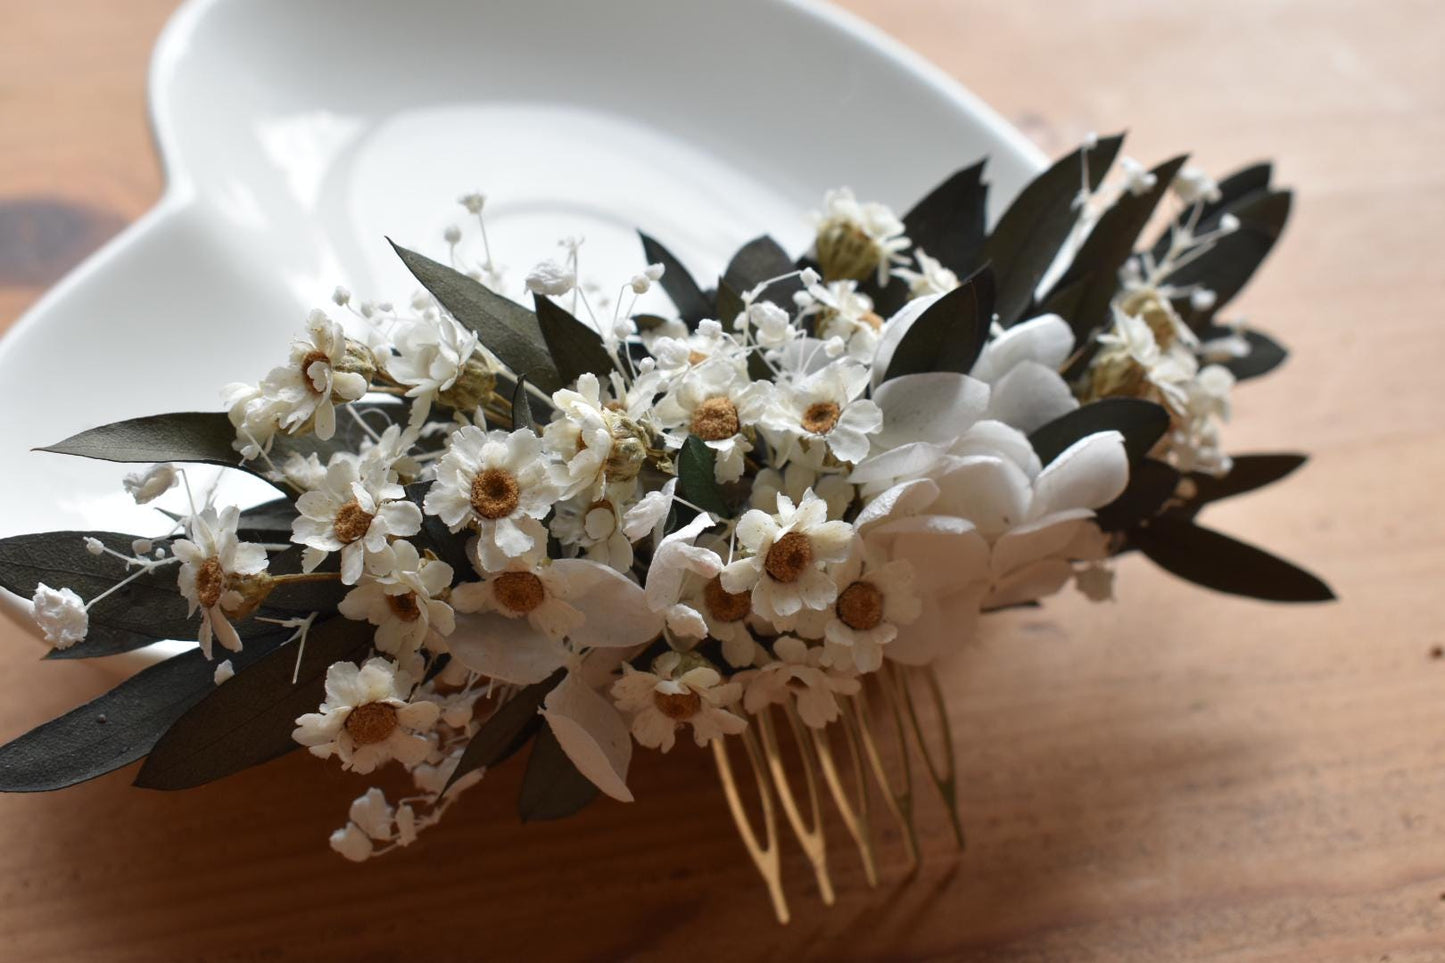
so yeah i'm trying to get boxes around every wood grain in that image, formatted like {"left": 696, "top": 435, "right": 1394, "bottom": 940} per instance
{"left": 1, "top": 0, "right": 1443, "bottom": 959}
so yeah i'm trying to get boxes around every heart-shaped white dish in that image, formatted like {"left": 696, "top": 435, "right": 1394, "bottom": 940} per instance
{"left": 0, "top": 0, "right": 1043, "bottom": 651}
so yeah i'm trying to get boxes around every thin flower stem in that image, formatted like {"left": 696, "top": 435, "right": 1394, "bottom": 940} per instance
{"left": 272, "top": 571, "right": 343, "bottom": 585}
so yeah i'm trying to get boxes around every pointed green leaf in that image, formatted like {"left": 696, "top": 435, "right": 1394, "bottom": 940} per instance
{"left": 133, "top": 616, "right": 374, "bottom": 790}
{"left": 638, "top": 231, "right": 711, "bottom": 326}
{"left": 1132, "top": 515, "right": 1334, "bottom": 602}
{"left": 1183, "top": 453, "right": 1307, "bottom": 514}
{"left": 389, "top": 240, "right": 562, "bottom": 391}
{"left": 532, "top": 293, "right": 616, "bottom": 387}
{"left": 518, "top": 724, "right": 599, "bottom": 822}
{"left": 1028, "top": 398, "right": 1169, "bottom": 466}
{"left": 1048, "top": 154, "right": 1189, "bottom": 338}
{"left": 1206, "top": 326, "right": 1288, "bottom": 380}
{"left": 39, "top": 411, "right": 240, "bottom": 468}
{"left": 0, "top": 634, "right": 287, "bottom": 792}
{"left": 510, "top": 375, "right": 536, "bottom": 433}
{"left": 677, "top": 436, "right": 730, "bottom": 518}
{"left": 882, "top": 265, "right": 993, "bottom": 381}
{"left": 987, "top": 134, "right": 1124, "bottom": 325}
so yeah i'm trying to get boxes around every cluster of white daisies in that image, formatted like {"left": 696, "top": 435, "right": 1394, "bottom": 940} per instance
{"left": 31, "top": 161, "right": 1243, "bottom": 861}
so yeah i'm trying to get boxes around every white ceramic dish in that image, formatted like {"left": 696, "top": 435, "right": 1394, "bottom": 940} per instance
{"left": 0, "top": 0, "right": 1044, "bottom": 652}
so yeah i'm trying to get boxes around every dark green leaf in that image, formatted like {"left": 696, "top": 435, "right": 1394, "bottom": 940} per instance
{"left": 518, "top": 724, "right": 599, "bottom": 822}
{"left": 510, "top": 375, "right": 535, "bottom": 433}
{"left": 533, "top": 293, "right": 616, "bottom": 387}
{"left": 903, "top": 160, "right": 989, "bottom": 276}
{"left": 882, "top": 266, "right": 994, "bottom": 381}
{"left": 1182, "top": 453, "right": 1307, "bottom": 514}
{"left": 1165, "top": 189, "right": 1292, "bottom": 326}
{"left": 1096, "top": 459, "right": 1180, "bottom": 531}
{"left": 638, "top": 231, "right": 711, "bottom": 326}
{"left": 1206, "top": 326, "right": 1288, "bottom": 380}
{"left": 1047, "top": 155, "right": 1189, "bottom": 338}
{"left": 722, "top": 236, "right": 802, "bottom": 311}
{"left": 1132, "top": 515, "right": 1334, "bottom": 602}
{"left": 0, "top": 635, "right": 286, "bottom": 792}
{"left": 39, "top": 411, "right": 240, "bottom": 469}
{"left": 987, "top": 134, "right": 1124, "bottom": 325}
{"left": 133, "top": 617, "right": 374, "bottom": 790}
{"left": 677, "top": 436, "right": 730, "bottom": 518}
{"left": 390, "top": 240, "right": 562, "bottom": 392}
{"left": 443, "top": 670, "right": 562, "bottom": 793}
{"left": 1029, "top": 398, "right": 1169, "bottom": 466}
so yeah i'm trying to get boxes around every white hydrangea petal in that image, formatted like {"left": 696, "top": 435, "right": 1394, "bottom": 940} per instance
{"left": 985, "top": 360, "right": 1079, "bottom": 434}
{"left": 932, "top": 457, "right": 1033, "bottom": 541}
{"left": 1030, "top": 430, "right": 1129, "bottom": 518}
{"left": 448, "top": 612, "right": 567, "bottom": 684}
{"left": 542, "top": 671, "right": 635, "bottom": 803}
{"left": 873, "top": 372, "right": 990, "bottom": 449}
{"left": 972, "top": 313, "right": 1074, "bottom": 383}
{"left": 557, "top": 559, "right": 664, "bottom": 648}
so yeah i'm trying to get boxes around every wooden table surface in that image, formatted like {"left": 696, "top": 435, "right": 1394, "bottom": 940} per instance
{"left": 2, "top": 1, "right": 1442, "bottom": 960}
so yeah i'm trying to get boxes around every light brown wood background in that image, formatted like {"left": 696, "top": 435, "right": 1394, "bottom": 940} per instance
{"left": 1, "top": 1, "right": 1442, "bottom": 960}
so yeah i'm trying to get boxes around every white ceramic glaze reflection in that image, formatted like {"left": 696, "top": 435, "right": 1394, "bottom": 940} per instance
{"left": 0, "top": 0, "right": 1045, "bottom": 653}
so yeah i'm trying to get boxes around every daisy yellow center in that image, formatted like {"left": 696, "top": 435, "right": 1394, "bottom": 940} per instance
{"left": 344, "top": 702, "right": 399, "bottom": 746}
{"left": 493, "top": 571, "right": 545, "bottom": 614}
{"left": 816, "top": 220, "right": 880, "bottom": 282}
{"left": 690, "top": 396, "right": 741, "bottom": 441}
{"left": 801, "top": 401, "right": 841, "bottom": 435}
{"left": 653, "top": 688, "right": 701, "bottom": 720}
{"left": 470, "top": 468, "right": 520, "bottom": 520}
{"left": 859, "top": 310, "right": 884, "bottom": 332}
{"left": 299, "top": 350, "right": 331, "bottom": 394}
{"left": 836, "top": 580, "right": 884, "bottom": 631}
{"left": 703, "top": 575, "right": 751, "bottom": 623}
{"left": 764, "top": 531, "right": 814, "bottom": 584}
{"left": 687, "top": 350, "right": 709, "bottom": 366}
{"left": 195, "top": 556, "right": 226, "bottom": 609}
{"left": 332, "top": 500, "right": 374, "bottom": 544}
{"left": 386, "top": 591, "right": 422, "bottom": 623}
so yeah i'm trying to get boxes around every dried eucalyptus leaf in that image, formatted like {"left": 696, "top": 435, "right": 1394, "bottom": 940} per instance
{"left": 133, "top": 616, "right": 374, "bottom": 790}
{"left": 1182, "top": 453, "right": 1307, "bottom": 514}
{"left": 987, "top": 134, "right": 1123, "bottom": 325}
{"left": 511, "top": 375, "right": 535, "bottom": 433}
{"left": 0, "top": 634, "right": 286, "bottom": 792}
{"left": 638, "top": 231, "right": 711, "bottom": 327}
{"left": 678, "top": 436, "right": 730, "bottom": 518}
{"left": 882, "top": 266, "right": 993, "bottom": 382}
{"left": 1132, "top": 515, "right": 1334, "bottom": 602}
{"left": 1048, "top": 154, "right": 1189, "bottom": 338}
{"left": 1028, "top": 398, "right": 1169, "bottom": 466}
{"left": 390, "top": 240, "right": 562, "bottom": 392}
{"left": 518, "top": 724, "right": 599, "bottom": 823}
{"left": 533, "top": 292, "right": 616, "bottom": 387}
